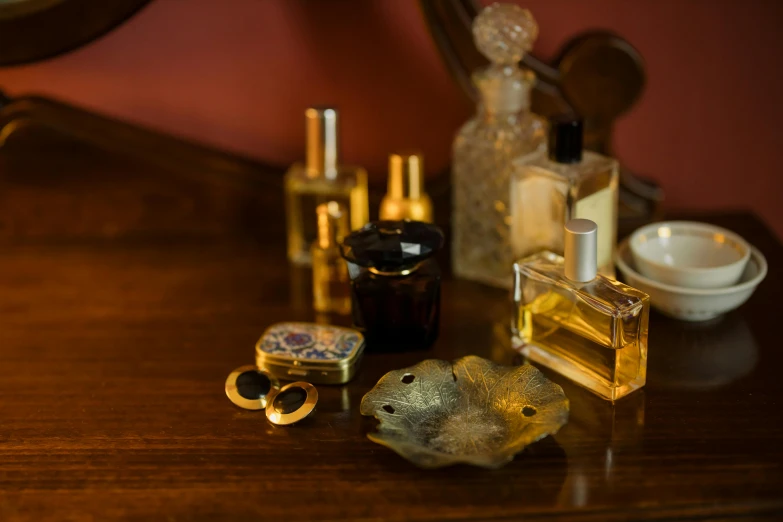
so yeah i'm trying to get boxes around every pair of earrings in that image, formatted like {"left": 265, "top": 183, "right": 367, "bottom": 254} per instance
{"left": 225, "top": 365, "right": 318, "bottom": 425}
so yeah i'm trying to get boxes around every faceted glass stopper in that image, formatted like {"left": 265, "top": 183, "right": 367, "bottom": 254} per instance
{"left": 340, "top": 220, "right": 444, "bottom": 271}
{"left": 473, "top": 3, "right": 538, "bottom": 65}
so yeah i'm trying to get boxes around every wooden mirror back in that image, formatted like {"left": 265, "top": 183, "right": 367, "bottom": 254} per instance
{"left": 0, "top": 0, "right": 151, "bottom": 66}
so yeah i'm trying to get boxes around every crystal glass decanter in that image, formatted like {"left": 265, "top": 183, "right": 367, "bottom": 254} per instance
{"left": 451, "top": 3, "right": 547, "bottom": 288}
{"left": 512, "top": 220, "right": 650, "bottom": 401}
{"left": 340, "top": 220, "right": 444, "bottom": 352}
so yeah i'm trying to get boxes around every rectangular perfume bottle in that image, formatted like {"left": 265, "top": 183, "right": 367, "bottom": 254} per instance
{"left": 512, "top": 220, "right": 649, "bottom": 401}
{"left": 511, "top": 118, "right": 618, "bottom": 277}
{"left": 285, "top": 107, "right": 369, "bottom": 265}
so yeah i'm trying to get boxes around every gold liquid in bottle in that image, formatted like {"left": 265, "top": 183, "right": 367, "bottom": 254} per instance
{"left": 512, "top": 220, "right": 649, "bottom": 401}
{"left": 379, "top": 152, "right": 433, "bottom": 222}
{"left": 285, "top": 107, "right": 369, "bottom": 265}
{"left": 312, "top": 201, "right": 351, "bottom": 314}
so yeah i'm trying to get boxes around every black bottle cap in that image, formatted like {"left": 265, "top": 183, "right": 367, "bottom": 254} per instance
{"left": 548, "top": 116, "right": 583, "bottom": 164}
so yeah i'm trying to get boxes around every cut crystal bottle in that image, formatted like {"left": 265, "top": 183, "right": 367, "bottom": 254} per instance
{"left": 512, "top": 219, "right": 649, "bottom": 401}
{"left": 451, "top": 4, "right": 547, "bottom": 288}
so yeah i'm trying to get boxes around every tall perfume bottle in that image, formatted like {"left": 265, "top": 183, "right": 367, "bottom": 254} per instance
{"left": 312, "top": 201, "right": 351, "bottom": 314}
{"left": 379, "top": 152, "right": 433, "bottom": 223}
{"left": 340, "top": 220, "right": 443, "bottom": 352}
{"left": 512, "top": 219, "right": 650, "bottom": 401}
{"left": 451, "top": 4, "right": 547, "bottom": 288}
{"left": 511, "top": 117, "right": 619, "bottom": 276}
{"left": 285, "top": 107, "right": 369, "bottom": 265}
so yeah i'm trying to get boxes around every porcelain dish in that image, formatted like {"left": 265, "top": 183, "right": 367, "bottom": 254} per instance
{"left": 616, "top": 239, "right": 766, "bottom": 321}
{"left": 630, "top": 221, "right": 751, "bottom": 289}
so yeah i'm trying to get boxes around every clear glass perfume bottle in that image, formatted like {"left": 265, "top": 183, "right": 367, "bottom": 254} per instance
{"left": 379, "top": 152, "right": 433, "bottom": 223}
{"left": 451, "top": 4, "right": 547, "bottom": 288}
{"left": 340, "top": 220, "right": 444, "bottom": 352}
{"left": 511, "top": 117, "right": 619, "bottom": 277}
{"left": 512, "top": 219, "right": 650, "bottom": 401}
{"left": 285, "top": 107, "right": 369, "bottom": 265}
{"left": 311, "top": 201, "right": 351, "bottom": 314}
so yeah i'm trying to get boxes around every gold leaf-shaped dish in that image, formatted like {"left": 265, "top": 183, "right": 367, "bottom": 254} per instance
{"left": 360, "top": 355, "right": 569, "bottom": 469}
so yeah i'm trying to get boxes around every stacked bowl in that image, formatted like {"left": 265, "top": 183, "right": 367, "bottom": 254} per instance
{"left": 615, "top": 222, "right": 767, "bottom": 321}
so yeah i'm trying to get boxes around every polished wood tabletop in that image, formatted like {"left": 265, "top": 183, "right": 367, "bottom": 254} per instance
{"left": 1, "top": 121, "right": 782, "bottom": 521}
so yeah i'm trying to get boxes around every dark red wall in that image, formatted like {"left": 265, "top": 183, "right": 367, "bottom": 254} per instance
{"left": 2, "top": 0, "right": 781, "bottom": 237}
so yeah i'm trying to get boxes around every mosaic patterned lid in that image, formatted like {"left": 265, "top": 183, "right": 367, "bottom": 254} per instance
{"left": 255, "top": 322, "right": 365, "bottom": 364}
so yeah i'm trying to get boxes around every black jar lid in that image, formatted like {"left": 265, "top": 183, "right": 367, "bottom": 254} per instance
{"left": 340, "top": 220, "right": 444, "bottom": 272}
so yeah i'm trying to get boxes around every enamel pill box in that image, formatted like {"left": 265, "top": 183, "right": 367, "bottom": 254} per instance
{"left": 255, "top": 322, "right": 365, "bottom": 385}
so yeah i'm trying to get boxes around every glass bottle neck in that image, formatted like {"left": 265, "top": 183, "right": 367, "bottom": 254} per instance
{"left": 474, "top": 64, "right": 533, "bottom": 122}
{"left": 478, "top": 104, "right": 527, "bottom": 123}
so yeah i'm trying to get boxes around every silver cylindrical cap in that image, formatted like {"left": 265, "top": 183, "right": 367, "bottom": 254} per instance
{"left": 564, "top": 219, "right": 598, "bottom": 282}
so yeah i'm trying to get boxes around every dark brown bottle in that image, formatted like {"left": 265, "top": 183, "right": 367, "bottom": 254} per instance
{"left": 340, "top": 220, "right": 444, "bottom": 352}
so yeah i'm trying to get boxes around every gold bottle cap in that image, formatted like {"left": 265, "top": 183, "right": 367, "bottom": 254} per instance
{"left": 305, "top": 107, "right": 339, "bottom": 180}
{"left": 388, "top": 151, "right": 425, "bottom": 200}
{"left": 316, "top": 201, "right": 349, "bottom": 249}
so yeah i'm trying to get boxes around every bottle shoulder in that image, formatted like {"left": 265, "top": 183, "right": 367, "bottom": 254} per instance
{"left": 513, "top": 150, "right": 618, "bottom": 181}
{"left": 285, "top": 163, "right": 366, "bottom": 188}
{"left": 515, "top": 252, "right": 648, "bottom": 315}
{"left": 456, "top": 111, "right": 546, "bottom": 138}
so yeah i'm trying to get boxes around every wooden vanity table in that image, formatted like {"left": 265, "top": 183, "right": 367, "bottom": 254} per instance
{"left": 0, "top": 99, "right": 781, "bottom": 521}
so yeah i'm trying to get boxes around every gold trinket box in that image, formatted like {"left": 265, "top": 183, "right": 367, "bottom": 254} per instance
{"left": 255, "top": 322, "right": 365, "bottom": 385}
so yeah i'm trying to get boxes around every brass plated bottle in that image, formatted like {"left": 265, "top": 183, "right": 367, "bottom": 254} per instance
{"left": 312, "top": 202, "right": 351, "bottom": 314}
{"left": 285, "top": 107, "right": 369, "bottom": 265}
{"left": 512, "top": 219, "right": 650, "bottom": 401}
{"left": 511, "top": 117, "right": 619, "bottom": 276}
{"left": 379, "top": 152, "right": 433, "bottom": 222}
{"left": 451, "top": 4, "right": 546, "bottom": 288}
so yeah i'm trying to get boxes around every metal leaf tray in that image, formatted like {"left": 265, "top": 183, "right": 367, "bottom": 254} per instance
{"left": 361, "top": 355, "right": 569, "bottom": 468}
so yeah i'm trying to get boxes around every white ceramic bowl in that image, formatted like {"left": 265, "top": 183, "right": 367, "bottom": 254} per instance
{"left": 629, "top": 221, "right": 751, "bottom": 289}
{"left": 616, "top": 239, "right": 767, "bottom": 322}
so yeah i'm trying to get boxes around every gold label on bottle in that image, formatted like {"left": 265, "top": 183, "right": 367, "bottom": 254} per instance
{"left": 573, "top": 186, "right": 615, "bottom": 270}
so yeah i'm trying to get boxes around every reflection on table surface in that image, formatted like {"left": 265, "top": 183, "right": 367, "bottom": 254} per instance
{"left": 648, "top": 312, "right": 758, "bottom": 390}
